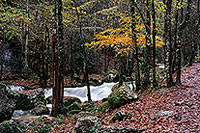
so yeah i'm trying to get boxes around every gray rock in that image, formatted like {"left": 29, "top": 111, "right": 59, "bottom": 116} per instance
{"left": 75, "top": 115, "right": 143, "bottom": 133}
{"left": 12, "top": 110, "right": 30, "bottom": 117}
{"left": 96, "top": 126, "right": 142, "bottom": 133}
{"left": 16, "top": 88, "right": 46, "bottom": 110}
{"left": 108, "top": 83, "right": 139, "bottom": 108}
{"left": 30, "top": 104, "right": 49, "bottom": 115}
{"left": 154, "top": 110, "right": 174, "bottom": 119}
{"left": 109, "top": 110, "right": 131, "bottom": 123}
{"left": 75, "top": 116, "right": 99, "bottom": 133}
{"left": 0, "top": 84, "right": 20, "bottom": 122}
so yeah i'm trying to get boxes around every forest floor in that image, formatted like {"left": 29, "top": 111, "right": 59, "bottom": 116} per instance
{"left": 98, "top": 63, "right": 200, "bottom": 132}
{"left": 1, "top": 63, "right": 200, "bottom": 132}
{"left": 23, "top": 63, "right": 200, "bottom": 132}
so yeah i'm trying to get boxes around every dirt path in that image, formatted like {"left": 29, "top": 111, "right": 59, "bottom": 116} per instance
{"left": 101, "top": 63, "right": 200, "bottom": 132}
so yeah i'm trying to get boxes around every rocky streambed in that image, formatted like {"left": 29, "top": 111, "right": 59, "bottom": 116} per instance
{"left": 0, "top": 81, "right": 138, "bottom": 132}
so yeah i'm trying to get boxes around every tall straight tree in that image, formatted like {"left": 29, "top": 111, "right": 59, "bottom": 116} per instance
{"left": 25, "top": 0, "right": 29, "bottom": 75}
{"left": 52, "top": 0, "right": 59, "bottom": 114}
{"left": 164, "top": 0, "right": 173, "bottom": 87}
{"left": 176, "top": 0, "right": 192, "bottom": 85}
{"left": 52, "top": 0, "right": 64, "bottom": 115}
{"left": 57, "top": 0, "right": 64, "bottom": 104}
{"left": 131, "top": 0, "right": 141, "bottom": 91}
{"left": 152, "top": 0, "right": 157, "bottom": 87}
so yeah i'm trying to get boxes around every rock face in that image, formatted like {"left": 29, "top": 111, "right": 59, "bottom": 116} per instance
{"left": 108, "top": 83, "right": 139, "bottom": 109}
{"left": 16, "top": 88, "right": 46, "bottom": 110}
{"left": 0, "top": 84, "right": 20, "bottom": 122}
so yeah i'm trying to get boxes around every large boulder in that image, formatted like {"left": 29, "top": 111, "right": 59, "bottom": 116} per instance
{"left": 30, "top": 104, "right": 49, "bottom": 116}
{"left": 0, "top": 84, "right": 20, "bottom": 122}
{"left": 75, "top": 116, "right": 99, "bottom": 133}
{"left": 63, "top": 96, "right": 81, "bottom": 107}
{"left": 75, "top": 115, "right": 143, "bottom": 133}
{"left": 16, "top": 88, "right": 46, "bottom": 110}
{"left": 108, "top": 83, "right": 139, "bottom": 109}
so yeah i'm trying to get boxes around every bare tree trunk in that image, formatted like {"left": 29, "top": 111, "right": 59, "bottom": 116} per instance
{"left": 165, "top": 0, "right": 173, "bottom": 87}
{"left": 152, "top": 0, "right": 157, "bottom": 87}
{"left": 131, "top": 0, "right": 141, "bottom": 91}
{"left": 176, "top": 0, "right": 192, "bottom": 85}
{"left": 57, "top": 0, "right": 64, "bottom": 104}
{"left": 172, "top": 0, "right": 179, "bottom": 74}
{"left": 25, "top": 0, "right": 29, "bottom": 75}
{"left": 144, "top": 0, "right": 151, "bottom": 88}
{"left": 52, "top": 0, "right": 59, "bottom": 115}
{"left": 76, "top": 2, "right": 91, "bottom": 102}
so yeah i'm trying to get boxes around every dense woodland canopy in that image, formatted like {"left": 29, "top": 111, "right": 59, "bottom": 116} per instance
{"left": 0, "top": 0, "right": 199, "bottom": 118}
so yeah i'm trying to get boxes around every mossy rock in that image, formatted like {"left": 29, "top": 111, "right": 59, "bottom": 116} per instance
{"left": 15, "top": 93, "right": 31, "bottom": 110}
{"left": 63, "top": 96, "right": 81, "bottom": 107}
{"left": 66, "top": 102, "right": 81, "bottom": 111}
{"left": 108, "top": 83, "right": 139, "bottom": 109}
{"left": 68, "top": 110, "right": 81, "bottom": 115}
{"left": 0, "top": 120, "right": 21, "bottom": 133}
{"left": 102, "top": 97, "right": 108, "bottom": 102}
{"left": 97, "top": 101, "right": 110, "bottom": 113}
{"left": 31, "top": 104, "right": 49, "bottom": 115}
{"left": 109, "top": 110, "right": 131, "bottom": 123}
{"left": 81, "top": 103, "right": 95, "bottom": 112}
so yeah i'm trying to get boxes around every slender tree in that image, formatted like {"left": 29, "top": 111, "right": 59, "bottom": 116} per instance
{"left": 165, "top": 0, "right": 173, "bottom": 87}
{"left": 52, "top": 0, "right": 65, "bottom": 114}
{"left": 131, "top": 0, "right": 141, "bottom": 91}
{"left": 52, "top": 0, "right": 59, "bottom": 114}
{"left": 176, "top": 0, "right": 192, "bottom": 85}
{"left": 25, "top": 0, "right": 29, "bottom": 75}
{"left": 152, "top": 0, "right": 157, "bottom": 87}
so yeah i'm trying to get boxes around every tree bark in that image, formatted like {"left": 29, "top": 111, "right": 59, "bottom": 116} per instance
{"left": 131, "top": 0, "right": 141, "bottom": 91}
{"left": 165, "top": 0, "right": 173, "bottom": 87}
{"left": 152, "top": 0, "right": 157, "bottom": 87}
{"left": 176, "top": 0, "right": 192, "bottom": 85}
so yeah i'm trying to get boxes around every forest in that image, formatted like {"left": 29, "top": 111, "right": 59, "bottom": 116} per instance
{"left": 0, "top": 0, "right": 199, "bottom": 132}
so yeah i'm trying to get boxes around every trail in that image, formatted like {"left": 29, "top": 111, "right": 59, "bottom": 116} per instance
{"left": 100, "top": 63, "right": 200, "bottom": 132}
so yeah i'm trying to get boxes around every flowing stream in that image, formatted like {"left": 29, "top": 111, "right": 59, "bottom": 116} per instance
{"left": 44, "top": 81, "right": 135, "bottom": 102}
{"left": 9, "top": 81, "right": 135, "bottom": 117}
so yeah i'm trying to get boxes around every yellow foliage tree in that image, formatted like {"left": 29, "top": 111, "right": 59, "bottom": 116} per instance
{"left": 85, "top": 14, "right": 164, "bottom": 56}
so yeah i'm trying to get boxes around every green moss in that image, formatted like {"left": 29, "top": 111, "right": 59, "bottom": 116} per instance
{"left": 0, "top": 121, "right": 21, "bottom": 133}
{"left": 16, "top": 93, "right": 30, "bottom": 110}
{"left": 109, "top": 110, "right": 131, "bottom": 123}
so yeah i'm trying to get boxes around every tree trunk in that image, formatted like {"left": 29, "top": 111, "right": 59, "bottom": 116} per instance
{"left": 176, "top": 0, "right": 192, "bottom": 85}
{"left": 144, "top": 0, "right": 151, "bottom": 88}
{"left": 152, "top": 0, "right": 157, "bottom": 87}
{"left": 52, "top": 0, "right": 59, "bottom": 115}
{"left": 25, "top": 0, "right": 29, "bottom": 75}
{"left": 131, "top": 0, "right": 141, "bottom": 91}
{"left": 165, "top": 0, "right": 173, "bottom": 87}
